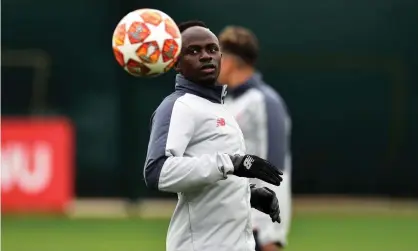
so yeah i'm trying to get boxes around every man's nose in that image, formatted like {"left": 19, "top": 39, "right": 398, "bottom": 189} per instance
{"left": 199, "top": 50, "right": 212, "bottom": 62}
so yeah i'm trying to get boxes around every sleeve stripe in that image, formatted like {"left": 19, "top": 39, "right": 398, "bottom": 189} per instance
{"left": 144, "top": 92, "right": 185, "bottom": 189}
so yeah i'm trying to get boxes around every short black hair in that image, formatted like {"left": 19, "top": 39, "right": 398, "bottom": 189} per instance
{"left": 218, "top": 26, "right": 259, "bottom": 66}
{"left": 178, "top": 20, "right": 208, "bottom": 33}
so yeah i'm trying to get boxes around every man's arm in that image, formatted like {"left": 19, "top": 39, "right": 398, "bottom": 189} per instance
{"left": 262, "top": 96, "right": 288, "bottom": 172}
{"left": 144, "top": 97, "right": 234, "bottom": 193}
{"left": 251, "top": 93, "right": 291, "bottom": 250}
{"left": 262, "top": 95, "right": 292, "bottom": 250}
{"left": 249, "top": 94, "right": 288, "bottom": 171}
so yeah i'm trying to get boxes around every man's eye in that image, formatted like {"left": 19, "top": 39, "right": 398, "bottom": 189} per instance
{"left": 189, "top": 49, "right": 199, "bottom": 54}
{"left": 209, "top": 47, "right": 219, "bottom": 53}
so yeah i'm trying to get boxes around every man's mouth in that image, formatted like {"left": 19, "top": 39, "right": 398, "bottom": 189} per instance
{"left": 200, "top": 64, "right": 216, "bottom": 73}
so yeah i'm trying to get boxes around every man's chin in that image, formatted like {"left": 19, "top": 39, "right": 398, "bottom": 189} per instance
{"left": 197, "top": 72, "right": 219, "bottom": 85}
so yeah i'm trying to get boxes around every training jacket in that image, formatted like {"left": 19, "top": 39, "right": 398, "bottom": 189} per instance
{"left": 144, "top": 74, "right": 256, "bottom": 251}
{"left": 224, "top": 73, "right": 292, "bottom": 236}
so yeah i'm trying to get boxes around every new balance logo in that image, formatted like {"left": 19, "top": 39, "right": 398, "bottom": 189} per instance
{"left": 216, "top": 118, "right": 226, "bottom": 127}
{"left": 243, "top": 156, "right": 254, "bottom": 169}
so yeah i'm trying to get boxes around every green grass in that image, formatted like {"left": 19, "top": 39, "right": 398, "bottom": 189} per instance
{"left": 2, "top": 213, "right": 418, "bottom": 251}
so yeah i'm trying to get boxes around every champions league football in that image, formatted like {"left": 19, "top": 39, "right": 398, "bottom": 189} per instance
{"left": 112, "top": 8, "right": 182, "bottom": 77}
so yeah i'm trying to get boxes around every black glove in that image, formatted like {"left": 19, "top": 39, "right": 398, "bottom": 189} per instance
{"left": 230, "top": 154, "right": 283, "bottom": 186}
{"left": 250, "top": 184, "right": 281, "bottom": 223}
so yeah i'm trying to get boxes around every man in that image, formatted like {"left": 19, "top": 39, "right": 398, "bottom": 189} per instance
{"left": 218, "top": 26, "right": 293, "bottom": 251}
{"left": 143, "top": 20, "right": 283, "bottom": 251}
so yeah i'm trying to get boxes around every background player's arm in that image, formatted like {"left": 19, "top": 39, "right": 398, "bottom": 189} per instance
{"left": 258, "top": 97, "right": 287, "bottom": 172}
{"left": 252, "top": 96, "right": 289, "bottom": 248}
{"left": 248, "top": 96, "right": 287, "bottom": 169}
{"left": 144, "top": 99, "right": 234, "bottom": 193}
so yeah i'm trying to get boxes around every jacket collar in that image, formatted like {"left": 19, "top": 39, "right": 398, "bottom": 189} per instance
{"left": 227, "top": 72, "right": 263, "bottom": 98}
{"left": 175, "top": 74, "right": 227, "bottom": 104}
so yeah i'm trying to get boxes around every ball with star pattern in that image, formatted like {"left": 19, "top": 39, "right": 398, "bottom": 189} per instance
{"left": 112, "top": 9, "right": 181, "bottom": 77}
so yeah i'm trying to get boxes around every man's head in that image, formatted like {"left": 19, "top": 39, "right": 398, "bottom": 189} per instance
{"left": 175, "top": 20, "right": 222, "bottom": 86}
{"left": 217, "top": 26, "right": 259, "bottom": 87}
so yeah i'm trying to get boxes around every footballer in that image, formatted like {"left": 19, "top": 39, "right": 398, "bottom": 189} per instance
{"left": 144, "top": 20, "right": 283, "bottom": 251}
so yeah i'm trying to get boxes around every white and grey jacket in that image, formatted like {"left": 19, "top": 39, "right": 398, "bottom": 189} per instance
{"left": 144, "top": 74, "right": 256, "bottom": 251}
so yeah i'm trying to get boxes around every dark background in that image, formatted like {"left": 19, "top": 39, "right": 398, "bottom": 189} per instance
{"left": 2, "top": 0, "right": 417, "bottom": 199}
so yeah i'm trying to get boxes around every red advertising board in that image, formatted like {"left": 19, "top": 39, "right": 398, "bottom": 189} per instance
{"left": 1, "top": 117, "right": 74, "bottom": 213}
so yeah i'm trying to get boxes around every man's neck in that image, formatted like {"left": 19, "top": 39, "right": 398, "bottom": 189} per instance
{"left": 228, "top": 68, "right": 255, "bottom": 89}
{"left": 182, "top": 75, "right": 217, "bottom": 87}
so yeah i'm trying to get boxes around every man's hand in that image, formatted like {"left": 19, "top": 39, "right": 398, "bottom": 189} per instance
{"left": 250, "top": 185, "right": 281, "bottom": 223}
{"left": 230, "top": 154, "right": 283, "bottom": 186}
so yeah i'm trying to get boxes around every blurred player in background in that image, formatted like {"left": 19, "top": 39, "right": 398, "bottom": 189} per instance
{"left": 144, "top": 20, "right": 283, "bottom": 251}
{"left": 218, "top": 26, "right": 293, "bottom": 251}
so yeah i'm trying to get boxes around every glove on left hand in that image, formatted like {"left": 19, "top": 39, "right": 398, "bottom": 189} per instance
{"left": 250, "top": 184, "right": 281, "bottom": 223}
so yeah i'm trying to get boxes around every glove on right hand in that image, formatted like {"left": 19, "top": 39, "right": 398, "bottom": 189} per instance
{"left": 230, "top": 154, "right": 283, "bottom": 186}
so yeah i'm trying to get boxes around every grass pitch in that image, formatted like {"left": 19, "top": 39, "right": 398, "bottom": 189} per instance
{"left": 2, "top": 212, "right": 418, "bottom": 251}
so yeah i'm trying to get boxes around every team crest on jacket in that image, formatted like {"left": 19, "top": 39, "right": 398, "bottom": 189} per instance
{"left": 216, "top": 118, "right": 226, "bottom": 127}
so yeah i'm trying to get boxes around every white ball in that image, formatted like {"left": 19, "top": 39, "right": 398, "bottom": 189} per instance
{"left": 112, "top": 9, "right": 182, "bottom": 77}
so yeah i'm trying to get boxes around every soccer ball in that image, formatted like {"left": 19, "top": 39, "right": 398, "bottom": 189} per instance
{"left": 112, "top": 9, "right": 182, "bottom": 77}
